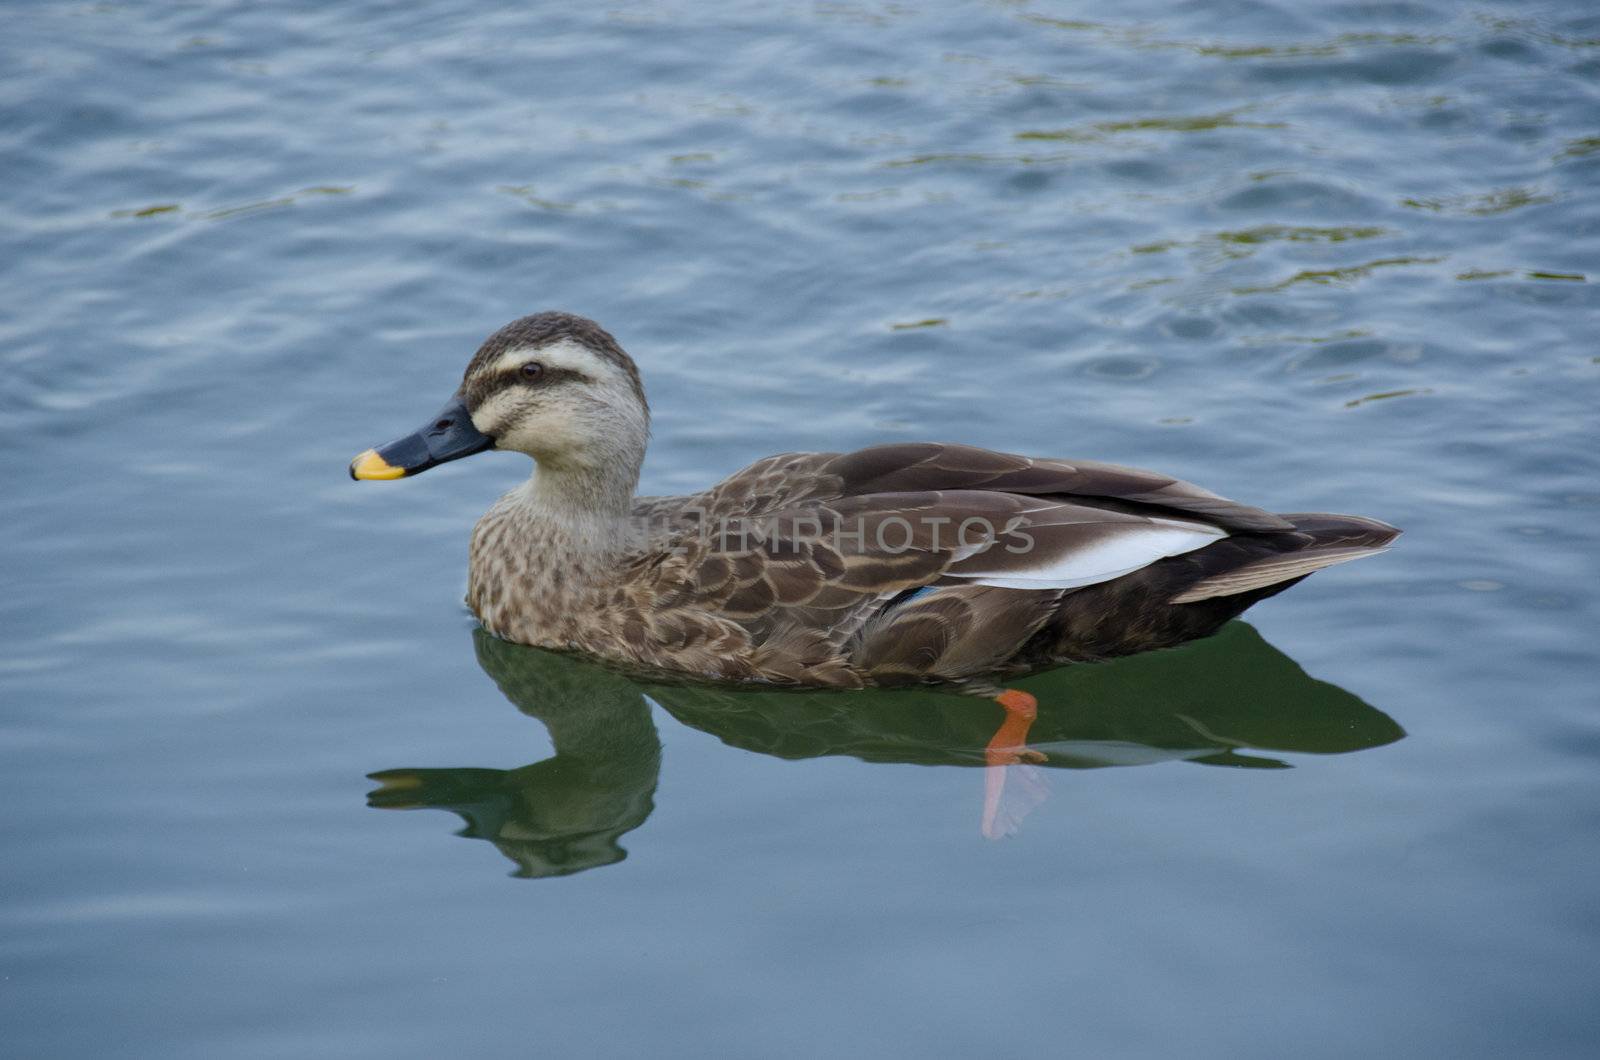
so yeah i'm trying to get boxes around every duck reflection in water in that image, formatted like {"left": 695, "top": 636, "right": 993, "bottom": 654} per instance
{"left": 369, "top": 631, "right": 661, "bottom": 878}
{"left": 368, "top": 623, "right": 1402, "bottom": 877}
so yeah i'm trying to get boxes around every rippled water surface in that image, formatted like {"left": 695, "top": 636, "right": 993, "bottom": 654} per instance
{"left": 5, "top": 1, "right": 1600, "bottom": 1055}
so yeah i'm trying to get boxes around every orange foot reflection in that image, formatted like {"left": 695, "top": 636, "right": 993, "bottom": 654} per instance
{"left": 982, "top": 689, "right": 1051, "bottom": 839}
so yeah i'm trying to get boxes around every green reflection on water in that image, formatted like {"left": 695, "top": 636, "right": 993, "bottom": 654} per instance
{"left": 1016, "top": 15, "right": 1452, "bottom": 60}
{"left": 1344, "top": 387, "right": 1435, "bottom": 408}
{"left": 1402, "top": 187, "right": 1555, "bottom": 215}
{"left": 109, "top": 186, "right": 354, "bottom": 222}
{"left": 369, "top": 624, "right": 1402, "bottom": 878}
{"left": 1016, "top": 111, "right": 1287, "bottom": 142}
{"left": 880, "top": 151, "right": 1073, "bottom": 168}
{"left": 1132, "top": 225, "right": 1391, "bottom": 265}
{"left": 111, "top": 203, "right": 180, "bottom": 218}
{"left": 1235, "top": 255, "right": 1444, "bottom": 294}
{"left": 1215, "top": 224, "right": 1388, "bottom": 245}
{"left": 369, "top": 633, "right": 662, "bottom": 880}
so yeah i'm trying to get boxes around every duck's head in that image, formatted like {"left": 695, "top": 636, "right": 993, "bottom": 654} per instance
{"left": 350, "top": 312, "right": 649, "bottom": 482}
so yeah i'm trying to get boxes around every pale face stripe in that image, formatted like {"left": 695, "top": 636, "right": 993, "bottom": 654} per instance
{"left": 485, "top": 338, "right": 615, "bottom": 380}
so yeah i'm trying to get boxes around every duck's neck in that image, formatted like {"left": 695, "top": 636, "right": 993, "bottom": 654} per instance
{"left": 469, "top": 457, "right": 644, "bottom": 645}
{"left": 513, "top": 458, "right": 640, "bottom": 557}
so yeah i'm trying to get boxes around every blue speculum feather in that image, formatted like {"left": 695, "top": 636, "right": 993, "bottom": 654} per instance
{"left": 890, "top": 585, "right": 941, "bottom": 609}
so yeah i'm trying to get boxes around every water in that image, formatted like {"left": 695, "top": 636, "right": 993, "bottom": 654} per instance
{"left": 4, "top": 0, "right": 1599, "bottom": 1055}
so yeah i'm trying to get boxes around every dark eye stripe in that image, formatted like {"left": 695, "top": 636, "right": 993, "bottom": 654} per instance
{"left": 461, "top": 363, "right": 591, "bottom": 410}
{"left": 512, "top": 365, "right": 587, "bottom": 387}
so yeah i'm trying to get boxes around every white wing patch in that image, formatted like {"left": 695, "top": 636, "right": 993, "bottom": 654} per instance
{"left": 956, "top": 518, "right": 1227, "bottom": 591}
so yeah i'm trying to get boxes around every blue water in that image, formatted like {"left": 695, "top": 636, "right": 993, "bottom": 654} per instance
{"left": 4, "top": 1, "right": 1599, "bottom": 1055}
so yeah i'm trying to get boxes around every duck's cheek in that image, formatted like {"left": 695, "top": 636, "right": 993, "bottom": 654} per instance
{"left": 496, "top": 407, "right": 589, "bottom": 461}
{"left": 468, "top": 391, "right": 518, "bottom": 439}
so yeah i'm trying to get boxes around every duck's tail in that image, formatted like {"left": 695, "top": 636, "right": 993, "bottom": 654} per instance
{"left": 1020, "top": 511, "right": 1399, "bottom": 665}
{"left": 1168, "top": 512, "right": 1400, "bottom": 604}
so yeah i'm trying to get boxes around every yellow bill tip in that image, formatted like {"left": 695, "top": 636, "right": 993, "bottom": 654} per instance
{"left": 350, "top": 448, "right": 406, "bottom": 481}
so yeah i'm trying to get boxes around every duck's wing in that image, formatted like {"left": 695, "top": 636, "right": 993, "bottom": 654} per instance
{"left": 626, "top": 445, "right": 1392, "bottom": 684}
{"left": 640, "top": 443, "right": 1290, "bottom": 532}
{"left": 817, "top": 442, "right": 1294, "bottom": 532}
{"left": 638, "top": 488, "right": 1228, "bottom": 624}
{"left": 624, "top": 485, "right": 1237, "bottom": 683}
{"left": 633, "top": 441, "right": 1293, "bottom": 619}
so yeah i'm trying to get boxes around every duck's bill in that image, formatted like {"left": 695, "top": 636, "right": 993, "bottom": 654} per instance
{"left": 349, "top": 397, "right": 494, "bottom": 481}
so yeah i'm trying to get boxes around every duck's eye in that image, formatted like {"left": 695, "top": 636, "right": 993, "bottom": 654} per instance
{"left": 520, "top": 361, "right": 545, "bottom": 382}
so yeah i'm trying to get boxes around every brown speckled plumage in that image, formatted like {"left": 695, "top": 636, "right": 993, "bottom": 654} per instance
{"left": 440, "top": 313, "right": 1399, "bottom": 691}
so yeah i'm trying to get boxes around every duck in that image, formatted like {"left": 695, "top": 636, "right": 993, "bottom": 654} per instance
{"left": 350, "top": 311, "right": 1399, "bottom": 768}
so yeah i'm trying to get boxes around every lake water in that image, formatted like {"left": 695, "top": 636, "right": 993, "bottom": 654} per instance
{"left": 4, "top": 1, "right": 1599, "bottom": 1055}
